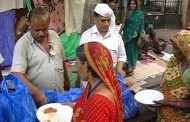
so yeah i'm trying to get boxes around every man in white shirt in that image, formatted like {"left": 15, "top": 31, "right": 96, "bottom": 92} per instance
{"left": 80, "top": 3, "right": 127, "bottom": 76}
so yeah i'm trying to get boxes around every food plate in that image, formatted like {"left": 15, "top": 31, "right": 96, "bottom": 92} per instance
{"left": 134, "top": 89, "right": 164, "bottom": 105}
{"left": 36, "top": 103, "right": 73, "bottom": 122}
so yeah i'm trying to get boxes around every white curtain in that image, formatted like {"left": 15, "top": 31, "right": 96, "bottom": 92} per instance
{"left": 0, "top": 0, "right": 24, "bottom": 13}
{"left": 64, "top": 0, "right": 85, "bottom": 34}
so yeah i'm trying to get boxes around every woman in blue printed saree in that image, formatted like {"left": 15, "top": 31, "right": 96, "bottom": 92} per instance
{"left": 119, "top": 0, "right": 145, "bottom": 75}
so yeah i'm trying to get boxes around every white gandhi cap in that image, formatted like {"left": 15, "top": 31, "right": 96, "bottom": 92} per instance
{"left": 94, "top": 3, "right": 112, "bottom": 17}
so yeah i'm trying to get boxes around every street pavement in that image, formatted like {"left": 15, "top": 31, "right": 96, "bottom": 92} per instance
{"left": 140, "top": 29, "right": 180, "bottom": 89}
{"left": 155, "top": 29, "right": 180, "bottom": 53}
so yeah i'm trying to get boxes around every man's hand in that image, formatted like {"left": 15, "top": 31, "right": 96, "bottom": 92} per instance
{"left": 12, "top": 72, "right": 48, "bottom": 106}
{"left": 32, "top": 90, "right": 47, "bottom": 107}
{"left": 63, "top": 61, "right": 70, "bottom": 91}
{"left": 117, "top": 69, "right": 126, "bottom": 77}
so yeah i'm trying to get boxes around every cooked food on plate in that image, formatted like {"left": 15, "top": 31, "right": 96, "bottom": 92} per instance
{"left": 43, "top": 107, "right": 57, "bottom": 114}
{"left": 41, "top": 107, "right": 63, "bottom": 122}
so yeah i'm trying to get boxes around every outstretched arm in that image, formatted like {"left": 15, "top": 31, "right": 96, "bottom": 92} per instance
{"left": 12, "top": 72, "right": 47, "bottom": 107}
{"left": 119, "top": 16, "right": 126, "bottom": 34}
{"left": 63, "top": 61, "right": 70, "bottom": 91}
{"left": 116, "top": 61, "right": 126, "bottom": 76}
{"left": 154, "top": 100, "right": 190, "bottom": 110}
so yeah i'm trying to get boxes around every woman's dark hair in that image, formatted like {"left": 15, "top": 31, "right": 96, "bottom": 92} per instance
{"left": 107, "top": 0, "right": 118, "bottom": 3}
{"left": 76, "top": 44, "right": 100, "bottom": 78}
{"left": 130, "top": 0, "right": 138, "bottom": 6}
{"left": 127, "top": 0, "right": 138, "bottom": 10}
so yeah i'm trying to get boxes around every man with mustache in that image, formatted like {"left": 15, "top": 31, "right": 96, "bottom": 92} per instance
{"left": 80, "top": 3, "right": 127, "bottom": 77}
{"left": 11, "top": 7, "right": 69, "bottom": 106}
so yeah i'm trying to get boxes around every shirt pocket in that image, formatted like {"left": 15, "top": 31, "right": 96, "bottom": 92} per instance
{"left": 27, "top": 50, "right": 40, "bottom": 68}
{"left": 52, "top": 53, "right": 64, "bottom": 72}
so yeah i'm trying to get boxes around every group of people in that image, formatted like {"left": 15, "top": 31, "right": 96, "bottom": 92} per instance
{"left": 4, "top": 0, "right": 190, "bottom": 121}
{"left": 10, "top": 3, "right": 125, "bottom": 121}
